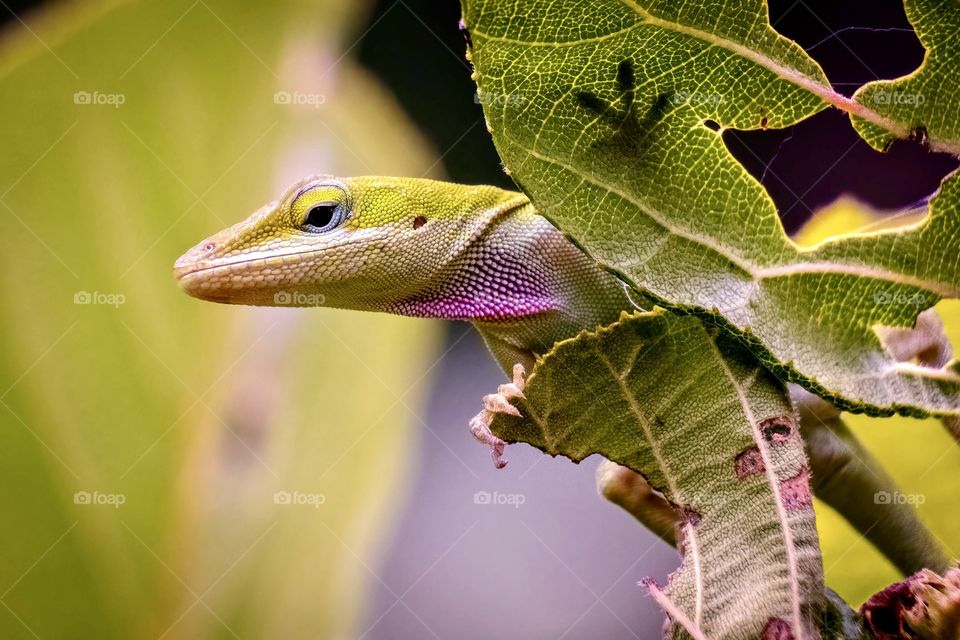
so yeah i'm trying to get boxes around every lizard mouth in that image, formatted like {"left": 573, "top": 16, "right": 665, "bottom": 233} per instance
{"left": 173, "top": 249, "right": 303, "bottom": 282}
{"left": 173, "top": 252, "right": 268, "bottom": 302}
{"left": 173, "top": 259, "right": 244, "bottom": 281}
{"left": 175, "top": 260, "right": 293, "bottom": 305}
{"left": 173, "top": 226, "right": 391, "bottom": 283}
{"left": 174, "top": 264, "right": 240, "bottom": 303}
{"left": 174, "top": 247, "right": 335, "bottom": 304}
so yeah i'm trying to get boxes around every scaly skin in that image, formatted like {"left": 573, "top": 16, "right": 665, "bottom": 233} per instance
{"left": 176, "top": 175, "right": 949, "bottom": 574}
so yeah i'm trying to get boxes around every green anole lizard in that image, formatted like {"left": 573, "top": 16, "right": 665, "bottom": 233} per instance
{"left": 175, "top": 174, "right": 950, "bottom": 574}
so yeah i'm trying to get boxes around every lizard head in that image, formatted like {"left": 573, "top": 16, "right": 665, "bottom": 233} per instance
{"left": 174, "top": 175, "right": 527, "bottom": 310}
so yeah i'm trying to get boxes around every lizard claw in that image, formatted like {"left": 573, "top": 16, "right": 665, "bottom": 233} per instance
{"left": 499, "top": 363, "right": 527, "bottom": 399}
{"left": 469, "top": 364, "right": 527, "bottom": 469}
{"left": 484, "top": 394, "right": 522, "bottom": 417}
{"left": 469, "top": 414, "right": 508, "bottom": 469}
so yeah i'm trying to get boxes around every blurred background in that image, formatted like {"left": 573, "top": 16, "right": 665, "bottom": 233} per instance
{"left": 0, "top": 1, "right": 957, "bottom": 638}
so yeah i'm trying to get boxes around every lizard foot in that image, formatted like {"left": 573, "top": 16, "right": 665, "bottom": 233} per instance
{"left": 469, "top": 364, "right": 526, "bottom": 469}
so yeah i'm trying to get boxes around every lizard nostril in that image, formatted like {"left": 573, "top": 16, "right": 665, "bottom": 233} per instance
{"left": 202, "top": 242, "right": 216, "bottom": 252}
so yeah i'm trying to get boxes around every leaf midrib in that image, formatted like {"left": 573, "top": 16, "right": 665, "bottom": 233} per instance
{"left": 591, "top": 337, "right": 706, "bottom": 626}
{"left": 711, "top": 348, "right": 806, "bottom": 638}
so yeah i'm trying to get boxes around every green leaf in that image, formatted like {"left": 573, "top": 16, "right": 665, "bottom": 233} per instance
{"left": 486, "top": 310, "right": 826, "bottom": 639}
{"left": 462, "top": 0, "right": 960, "bottom": 418}
{"left": 852, "top": 0, "right": 960, "bottom": 154}
{"left": 795, "top": 199, "right": 960, "bottom": 607}
{"left": 0, "top": 1, "right": 439, "bottom": 638}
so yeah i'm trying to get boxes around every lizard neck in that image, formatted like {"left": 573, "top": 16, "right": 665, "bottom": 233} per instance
{"left": 390, "top": 204, "right": 561, "bottom": 320}
{"left": 391, "top": 203, "right": 633, "bottom": 352}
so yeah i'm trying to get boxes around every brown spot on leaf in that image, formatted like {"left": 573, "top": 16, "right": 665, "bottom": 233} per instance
{"left": 413, "top": 215, "right": 427, "bottom": 229}
{"left": 780, "top": 467, "right": 812, "bottom": 510}
{"left": 761, "top": 416, "right": 795, "bottom": 444}
{"left": 760, "top": 115, "right": 769, "bottom": 129}
{"left": 761, "top": 617, "right": 794, "bottom": 639}
{"left": 734, "top": 446, "right": 765, "bottom": 479}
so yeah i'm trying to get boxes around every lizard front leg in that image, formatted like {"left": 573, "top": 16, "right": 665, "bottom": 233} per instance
{"left": 469, "top": 363, "right": 526, "bottom": 468}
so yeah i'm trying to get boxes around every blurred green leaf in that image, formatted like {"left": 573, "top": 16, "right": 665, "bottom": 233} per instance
{"left": 0, "top": 1, "right": 441, "bottom": 637}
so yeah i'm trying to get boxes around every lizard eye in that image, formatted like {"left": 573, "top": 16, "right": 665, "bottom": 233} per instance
{"left": 302, "top": 202, "right": 343, "bottom": 233}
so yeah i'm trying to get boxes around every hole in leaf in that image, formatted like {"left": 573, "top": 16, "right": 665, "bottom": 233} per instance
{"left": 767, "top": 1, "right": 923, "bottom": 85}
{"left": 722, "top": 110, "right": 958, "bottom": 233}
{"left": 703, "top": 119, "right": 720, "bottom": 132}
{"left": 761, "top": 416, "right": 795, "bottom": 443}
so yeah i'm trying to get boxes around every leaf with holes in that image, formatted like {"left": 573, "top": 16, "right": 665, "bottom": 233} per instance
{"left": 462, "top": 0, "right": 960, "bottom": 419}
{"left": 485, "top": 310, "right": 830, "bottom": 639}
{"left": 852, "top": 0, "right": 960, "bottom": 154}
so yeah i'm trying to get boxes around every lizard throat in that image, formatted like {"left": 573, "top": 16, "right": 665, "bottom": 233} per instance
{"left": 385, "top": 212, "right": 571, "bottom": 322}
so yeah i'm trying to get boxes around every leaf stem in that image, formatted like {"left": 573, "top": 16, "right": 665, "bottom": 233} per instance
{"left": 646, "top": 583, "right": 710, "bottom": 640}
